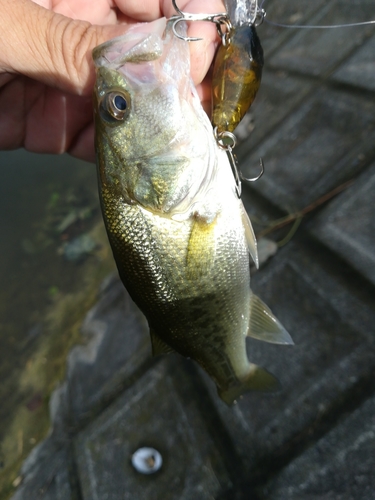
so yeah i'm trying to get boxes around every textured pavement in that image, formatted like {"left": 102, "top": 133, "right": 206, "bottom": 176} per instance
{"left": 10, "top": 1, "right": 375, "bottom": 498}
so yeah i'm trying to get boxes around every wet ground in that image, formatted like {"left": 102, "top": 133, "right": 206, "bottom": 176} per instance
{"left": 0, "top": 152, "right": 116, "bottom": 497}
{"left": 1, "top": 0, "right": 375, "bottom": 498}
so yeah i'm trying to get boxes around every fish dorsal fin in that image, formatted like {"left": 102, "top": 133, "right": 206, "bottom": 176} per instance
{"left": 150, "top": 329, "right": 176, "bottom": 356}
{"left": 248, "top": 294, "right": 294, "bottom": 345}
{"left": 241, "top": 205, "right": 259, "bottom": 268}
{"left": 218, "top": 363, "right": 280, "bottom": 405}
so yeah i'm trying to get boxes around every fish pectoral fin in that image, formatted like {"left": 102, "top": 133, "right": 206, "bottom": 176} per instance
{"left": 218, "top": 364, "right": 280, "bottom": 405}
{"left": 186, "top": 214, "right": 216, "bottom": 280}
{"left": 241, "top": 204, "right": 259, "bottom": 269}
{"left": 150, "top": 329, "right": 176, "bottom": 357}
{"left": 248, "top": 294, "right": 294, "bottom": 345}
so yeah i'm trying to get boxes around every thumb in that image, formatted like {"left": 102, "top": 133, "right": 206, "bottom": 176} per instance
{"left": 0, "top": 0, "right": 129, "bottom": 95}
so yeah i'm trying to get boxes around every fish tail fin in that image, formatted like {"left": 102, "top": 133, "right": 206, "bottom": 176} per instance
{"left": 218, "top": 364, "right": 280, "bottom": 406}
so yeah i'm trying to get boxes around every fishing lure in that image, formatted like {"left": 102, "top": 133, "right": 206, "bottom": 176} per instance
{"left": 172, "top": 0, "right": 264, "bottom": 134}
{"left": 211, "top": 0, "right": 264, "bottom": 134}
{"left": 172, "top": 0, "right": 265, "bottom": 197}
{"left": 172, "top": 0, "right": 375, "bottom": 196}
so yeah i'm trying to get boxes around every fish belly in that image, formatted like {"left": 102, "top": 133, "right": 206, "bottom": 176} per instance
{"left": 100, "top": 183, "right": 252, "bottom": 390}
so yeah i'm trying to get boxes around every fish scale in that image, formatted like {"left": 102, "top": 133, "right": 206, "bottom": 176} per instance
{"left": 103, "top": 168, "right": 251, "bottom": 369}
{"left": 93, "top": 18, "right": 293, "bottom": 404}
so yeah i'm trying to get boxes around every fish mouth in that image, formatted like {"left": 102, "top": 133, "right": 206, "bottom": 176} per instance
{"left": 92, "top": 18, "right": 168, "bottom": 69}
{"left": 93, "top": 17, "right": 221, "bottom": 222}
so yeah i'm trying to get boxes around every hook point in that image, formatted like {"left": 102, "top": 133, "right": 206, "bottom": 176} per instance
{"left": 240, "top": 158, "right": 264, "bottom": 183}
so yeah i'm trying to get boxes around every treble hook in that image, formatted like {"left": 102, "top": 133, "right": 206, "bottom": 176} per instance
{"left": 254, "top": 8, "right": 266, "bottom": 27}
{"left": 214, "top": 128, "right": 264, "bottom": 198}
{"left": 248, "top": 0, "right": 259, "bottom": 26}
{"left": 171, "top": 0, "right": 227, "bottom": 42}
{"left": 240, "top": 158, "right": 264, "bottom": 183}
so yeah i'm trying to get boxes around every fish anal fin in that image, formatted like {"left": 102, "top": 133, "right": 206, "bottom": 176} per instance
{"left": 241, "top": 205, "right": 259, "bottom": 268}
{"left": 150, "top": 329, "right": 175, "bottom": 357}
{"left": 248, "top": 294, "right": 294, "bottom": 345}
{"left": 218, "top": 364, "right": 280, "bottom": 405}
{"left": 186, "top": 214, "right": 216, "bottom": 280}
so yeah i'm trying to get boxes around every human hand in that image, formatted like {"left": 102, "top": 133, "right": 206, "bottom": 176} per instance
{"left": 0, "top": 0, "right": 224, "bottom": 162}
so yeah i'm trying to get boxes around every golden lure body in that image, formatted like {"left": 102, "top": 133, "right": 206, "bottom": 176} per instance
{"left": 212, "top": 0, "right": 264, "bottom": 133}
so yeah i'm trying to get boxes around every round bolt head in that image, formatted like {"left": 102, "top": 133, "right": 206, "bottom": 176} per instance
{"left": 131, "top": 447, "right": 163, "bottom": 474}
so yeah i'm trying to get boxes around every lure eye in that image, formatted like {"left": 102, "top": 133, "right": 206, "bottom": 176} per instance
{"left": 101, "top": 91, "right": 130, "bottom": 121}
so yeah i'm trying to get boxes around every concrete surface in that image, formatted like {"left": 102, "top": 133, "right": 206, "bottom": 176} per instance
{"left": 9, "top": 0, "right": 375, "bottom": 498}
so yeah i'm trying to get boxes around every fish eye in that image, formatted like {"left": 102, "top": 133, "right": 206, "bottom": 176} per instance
{"left": 101, "top": 91, "right": 130, "bottom": 121}
{"left": 114, "top": 94, "right": 126, "bottom": 111}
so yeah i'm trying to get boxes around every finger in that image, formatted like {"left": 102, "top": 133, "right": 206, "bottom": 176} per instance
{"left": 68, "top": 122, "right": 96, "bottom": 163}
{"left": 23, "top": 88, "right": 93, "bottom": 155}
{"left": 187, "top": 23, "right": 219, "bottom": 86}
{"left": 0, "top": 0, "right": 130, "bottom": 95}
{"left": 162, "top": 0, "right": 224, "bottom": 85}
{"left": 109, "top": 0, "right": 163, "bottom": 22}
{"left": 196, "top": 82, "right": 212, "bottom": 117}
{"left": 161, "top": 0, "right": 225, "bottom": 19}
{"left": 39, "top": 0, "right": 118, "bottom": 25}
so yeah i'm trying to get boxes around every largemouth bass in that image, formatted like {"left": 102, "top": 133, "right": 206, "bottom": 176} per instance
{"left": 93, "top": 18, "right": 292, "bottom": 405}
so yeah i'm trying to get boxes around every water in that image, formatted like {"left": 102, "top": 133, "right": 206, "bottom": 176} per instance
{"left": 0, "top": 150, "right": 97, "bottom": 363}
{"left": 0, "top": 150, "right": 115, "bottom": 494}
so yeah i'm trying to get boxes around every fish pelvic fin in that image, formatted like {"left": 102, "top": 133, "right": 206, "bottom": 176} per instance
{"left": 218, "top": 364, "right": 280, "bottom": 405}
{"left": 150, "top": 329, "right": 176, "bottom": 357}
{"left": 186, "top": 214, "right": 216, "bottom": 280}
{"left": 241, "top": 205, "right": 259, "bottom": 268}
{"left": 248, "top": 294, "right": 294, "bottom": 345}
